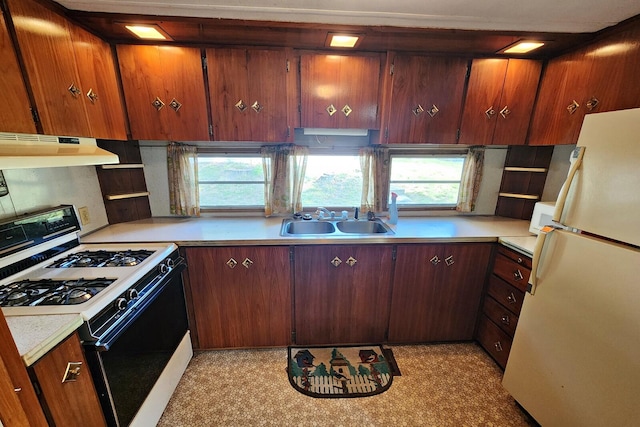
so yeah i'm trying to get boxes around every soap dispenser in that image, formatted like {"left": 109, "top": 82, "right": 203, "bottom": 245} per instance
{"left": 389, "top": 192, "right": 398, "bottom": 225}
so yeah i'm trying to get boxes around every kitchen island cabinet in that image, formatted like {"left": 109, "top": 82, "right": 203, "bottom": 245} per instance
{"left": 207, "top": 48, "right": 297, "bottom": 142}
{"left": 117, "top": 44, "right": 210, "bottom": 141}
{"left": 293, "top": 245, "right": 393, "bottom": 345}
{"left": 183, "top": 246, "right": 291, "bottom": 349}
{"left": 6, "top": 0, "right": 127, "bottom": 140}
{"left": 380, "top": 53, "right": 468, "bottom": 144}
{"left": 388, "top": 243, "right": 492, "bottom": 343}
{"left": 459, "top": 58, "right": 541, "bottom": 146}
{"left": 300, "top": 53, "right": 382, "bottom": 129}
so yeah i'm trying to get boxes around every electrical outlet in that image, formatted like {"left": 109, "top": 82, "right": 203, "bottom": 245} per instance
{"left": 78, "top": 206, "right": 90, "bottom": 225}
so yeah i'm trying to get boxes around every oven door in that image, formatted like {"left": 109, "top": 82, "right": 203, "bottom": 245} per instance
{"left": 84, "top": 264, "right": 189, "bottom": 427}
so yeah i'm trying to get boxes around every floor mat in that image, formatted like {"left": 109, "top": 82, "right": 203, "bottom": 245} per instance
{"left": 287, "top": 345, "right": 396, "bottom": 398}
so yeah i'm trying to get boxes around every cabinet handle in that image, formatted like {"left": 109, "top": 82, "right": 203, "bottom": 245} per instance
{"left": 427, "top": 104, "right": 440, "bottom": 117}
{"left": 235, "top": 99, "right": 247, "bottom": 112}
{"left": 226, "top": 258, "right": 238, "bottom": 269}
{"left": 585, "top": 97, "right": 599, "bottom": 111}
{"left": 513, "top": 269, "right": 524, "bottom": 281}
{"left": 494, "top": 341, "right": 503, "bottom": 352}
{"left": 169, "top": 98, "right": 183, "bottom": 112}
{"left": 412, "top": 104, "right": 425, "bottom": 116}
{"left": 341, "top": 104, "right": 353, "bottom": 117}
{"left": 331, "top": 256, "right": 342, "bottom": 267}
{"left": 152, "top": 97, "right": 165, "bottom": 111}
{"left": 430, "top": 255, "right": 441, "bottom": 265}
{"left": 485, "top": 106, "right": 496, "bottom": 119}
{"left": 251, "top": 101, "right": 263, "bottom": 113}
{"left": 14, "top": 387, "right": 22, "bottom": 393}
{"left": 499, "top": 105, "right": 511, "bottom": 118}
{"left": 506, "top": 292, "right": 517, "bottom": 304}
{"left": 501, "top": 314, "right": 511, "bottom": 325}
{"left": 346, "top": 256, "right": 357, "bottom": 267}
{"left": 62, "top": 362, "right": 82, "bottom": 383}
{"left": 86, "top": 88, "right": 98, "bottom": 103}
{"left": 326, "top": 104, "right": 337, "bottom": 116}
{"left": 68, "top": 83, "right": 82, "bottom": 98}
{"left": 444, "top": 255, "right": 454, "bottom": 266}
{"left": 566, "top": 100, "right": 580, "bottom": 114}
{"left": 517, "top": 257, "right": 523, "bottom": 264}
{"left": 242, "top": 258, "right": 254, "bottom": 269}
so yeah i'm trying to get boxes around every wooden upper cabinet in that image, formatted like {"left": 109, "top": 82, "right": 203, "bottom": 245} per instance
{"left": 459, "top": 58, "right": 541, "bottom": 146}
{"left": 300, "top": 53, "right": 381, "bottom": 129}
{"left": 0, "top": 10, "right": 36, "bottom": 134}
{"left": 117, "top": 44, "right": 210, "bottom": 141}
{"left": 381, "top": 54, "right": 468, "bottom": 144}
{"left": 207, "top": 48, "right": 296, "bottom": 142}
{"left": 6, "top": 0, "right": 126, "bottom": 139}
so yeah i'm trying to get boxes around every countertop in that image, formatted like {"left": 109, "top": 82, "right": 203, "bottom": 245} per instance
{"left": 6, "top": 314, "right": 83, "bottom": 366}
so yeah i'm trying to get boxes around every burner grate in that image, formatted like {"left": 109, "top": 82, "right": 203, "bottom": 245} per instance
{"left": 47, "top": 250, "right": 155, "bottom": 268}
{"left": 0, "top": 278, "right": 115, "bottom": 307}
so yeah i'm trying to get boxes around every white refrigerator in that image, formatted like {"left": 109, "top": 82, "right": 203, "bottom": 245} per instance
{"left": 502, "top": 108, "right": 640, "bottom": 426}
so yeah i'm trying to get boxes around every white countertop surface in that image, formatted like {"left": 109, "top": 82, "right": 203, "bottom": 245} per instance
{"left": 6, "top": 314, "right": 83, "bottom": 366}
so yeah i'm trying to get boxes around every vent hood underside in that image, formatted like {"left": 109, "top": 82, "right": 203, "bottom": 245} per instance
{"left": 0, "top": 133, "right": 119, "bottom": 169}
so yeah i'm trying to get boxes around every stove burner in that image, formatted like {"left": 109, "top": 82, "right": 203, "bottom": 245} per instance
{"left": 47, "top": 250, "right": 154, "bottom": 268}
{"left": 0, "top": 278, "right": 116, "bottom": 307}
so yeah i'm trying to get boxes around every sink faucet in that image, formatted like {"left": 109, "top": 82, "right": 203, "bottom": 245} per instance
{"left": 367, "top": 211, "right": 376, "bottom": 221}
{"left": 315, "top": 207, "right": 331, "bottom": 219}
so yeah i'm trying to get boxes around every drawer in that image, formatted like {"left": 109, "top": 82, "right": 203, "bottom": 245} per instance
{"left": 497, "top": 246, "right": 532, "bottom": 269}
{"left": 477, "top": 314, "right": 512, "bottom": 369}
{"left": 493, "top": 253, "right": 530, "bottom": 292}
{"left": 482, "top": 295, "right": 519, "bottom": 337}
{"left": 487, "top": 275, "right": 525, "bottom": 315}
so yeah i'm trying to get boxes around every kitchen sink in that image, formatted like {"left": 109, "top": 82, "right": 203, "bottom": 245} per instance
{"left": 280, "top": 218, "right": 394, "bottom": 236}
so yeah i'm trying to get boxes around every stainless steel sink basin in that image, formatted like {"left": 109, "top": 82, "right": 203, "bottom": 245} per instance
{"left": 281, "top": 220, "right": 336, "bottom": 235}
{"left": 280, "top": 218, "right": 394, "bottom": 236}
{"left": 336, "top": 219, "right": 392, "bottom": 234}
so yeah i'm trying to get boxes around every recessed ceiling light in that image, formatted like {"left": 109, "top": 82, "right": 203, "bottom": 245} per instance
{"left": 124, "top": 24, "right": 171, "bottom": 40}
{"left": 328, "top": 34, "right": 360, "bottom": 48}
{"left": 502, "top": 41, "right": 545, "bottom": 54}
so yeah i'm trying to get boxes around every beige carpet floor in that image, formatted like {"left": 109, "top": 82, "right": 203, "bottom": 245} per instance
{"left": 157, "top": 343, "right": 535, "bottom": 426}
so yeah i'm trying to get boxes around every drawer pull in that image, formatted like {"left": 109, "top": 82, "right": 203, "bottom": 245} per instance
{"left": 494, "top": 341, "right": 503, "bottom": 352}
{"left": 430, "top": 255, "right": 441, "bottom": 265}
{"left": 346, "top": 256, "right": 357, "bottom": 267}
{"left": 513, "top": 269, "right": 524, "bottom": 281}
{"left": 517, "top": 257, "right": 523, "bottom": 264}
{"left": 241, "top": 258, "right": 253, "bottom": 269}
{"left": 444, "top": 255, "right": 454, "bottom": 266}
{"left": 501, "top": 314, "right": 511, "bottom": 325}
{"left": 226, "top": 258, "right": 238, "bottom": 269}
{"left": 331, "top": 256, "right": 342, "bottom": 267}
{"left": 506, "top": 293, "right": 517, "bottom": 304}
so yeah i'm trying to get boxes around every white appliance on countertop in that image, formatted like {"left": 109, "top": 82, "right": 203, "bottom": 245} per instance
{"left": 528, "top": 201, "right": 557, "bottom": 235}
{"left": 502, "top": 108, "right": 640, "bottom": 426}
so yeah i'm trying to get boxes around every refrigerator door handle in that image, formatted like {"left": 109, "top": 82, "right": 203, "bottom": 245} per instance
{"left": 553, "top": 146, "right": 585, "bottom": 223}
{"left": 528, "top": 227, "right": 554, "bottom": 295}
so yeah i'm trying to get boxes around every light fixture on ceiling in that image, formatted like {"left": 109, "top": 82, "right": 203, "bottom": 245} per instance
{"left": 500, "top": 40, "right": 545, "bottom": 54}
{"left": 123, "top": 24, "right": 172, "bottom": 40}
{"left": 326, "top": 33, "right": 361, "bottom": 48}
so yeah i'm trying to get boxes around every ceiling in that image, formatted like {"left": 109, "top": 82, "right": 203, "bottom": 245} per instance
{"left": 51, "top": 0, "right": 640, "bottom": 57}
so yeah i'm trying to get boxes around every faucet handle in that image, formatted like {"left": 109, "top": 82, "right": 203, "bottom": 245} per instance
{"left": 367, "top": 211, "right": 376, "bottom": 220}
{"left": 354, "top": 207, "right": 359, "bottom": 220}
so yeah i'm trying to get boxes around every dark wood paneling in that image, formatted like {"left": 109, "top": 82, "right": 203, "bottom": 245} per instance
{"left": 495, "top": 198, "right": 538, "bottom": 220}
{"left": 504, "top": 145, "right": 554, "bottom": 167}
{"left": 500, "top": 171, "right": 548, "bottom": 194}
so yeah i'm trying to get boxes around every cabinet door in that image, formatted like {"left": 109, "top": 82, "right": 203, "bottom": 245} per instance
{"left": 32, "top": 332, "right": 106, "bottom": 427}
{"left": 294, "top": 245, "right": 393, "bottom": 345}
{"left": 384, "top": 54, "right": 467, "bottom": 144}
{"left": 7, "top": 0, "right": 90, "bottom": 136}
{"left": 0, "top": 10, "right": 36, "bottom": 133}
{"left": 70, "top": 26, "right": 127, "bottom": 140}
{"left": 208, "top": 48, "right": 294, "bottom": 142}
{"left": 184, "top": 246, "right": 291, "bottom": 349}
{"left": 117, "top": 44, "right": 210, "bottom": 141}
{"left": 300, "top": 54, "right": 381, "bottom": 129}
{"left": 388, "top": 243, "right": 491, "bottom": 343}
{"left": 528, "top": 51, "right": 594, "bottom": 145}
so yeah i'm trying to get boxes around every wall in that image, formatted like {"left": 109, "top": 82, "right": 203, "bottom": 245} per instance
{"left": 0, "top": 167, "right": 109, "bottom": 235}
{"left": 542, "top": 144, "right": 574, "bottom": 202}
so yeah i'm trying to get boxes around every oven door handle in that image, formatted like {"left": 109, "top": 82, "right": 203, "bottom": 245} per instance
{"left": 94, "top": 262, "right": 186, "bottom": 351}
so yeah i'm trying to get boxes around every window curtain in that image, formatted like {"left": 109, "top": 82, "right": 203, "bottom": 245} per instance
{"left": 456, "top": 146, "right": 485, "bottom": 213}
{"left": 262, "top": 144, "right": 308, "bottom": 216}
{"left": 360, "top": 146, "right": 390, "bottom": 213}
{"left": 167, "top": 142, "right": 200, "bottom": 216}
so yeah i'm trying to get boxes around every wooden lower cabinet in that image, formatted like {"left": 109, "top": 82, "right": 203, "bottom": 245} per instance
{"left": 31, "top": 332, "right": 106, "bottom": 427}
{"left": 293, "top": 245, "right": 394, "bottom": 345}
{"left": 476, "top": 245, "right": 531, "bottom": 369}
{"left": 388, "top": 243, "right": 492, "bottom": 343}
{"left": 183, "top": 246, "right": 292, "bottom": 349}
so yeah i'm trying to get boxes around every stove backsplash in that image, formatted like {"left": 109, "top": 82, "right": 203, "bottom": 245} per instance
{"left": 0, "top": 166, "right": 108, "bottom": 235}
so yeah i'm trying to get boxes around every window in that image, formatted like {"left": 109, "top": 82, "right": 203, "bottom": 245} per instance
{"left": 198, "top": 155, "right": 264, "bottom": 208}
{"left": 301, "top": 155, "right": 362, "bottom": 208}
{"left": 389, "top": 155, "right": 465, "bottom": 207}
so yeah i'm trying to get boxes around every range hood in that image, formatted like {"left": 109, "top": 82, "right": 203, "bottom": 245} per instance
{"left": 0, "top": 133, "right": 119, "bottom": 169}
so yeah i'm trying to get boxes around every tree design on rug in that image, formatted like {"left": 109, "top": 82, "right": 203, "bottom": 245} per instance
{"left": 313, "top": 362, "right": 329, "bottom": 377}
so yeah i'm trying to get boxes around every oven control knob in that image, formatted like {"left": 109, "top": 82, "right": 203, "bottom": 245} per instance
{"left": 114, "top": 297, "right": 128, "bottom": 311}
{"left": 166, "top": 258, "right": 175, "bottom": 268}
{"left": 159, "top": 263, "right": 168, "bottom": 274}
{"left": 125, "top": 288, "right": 139, "bottom": 301}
